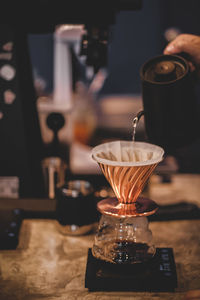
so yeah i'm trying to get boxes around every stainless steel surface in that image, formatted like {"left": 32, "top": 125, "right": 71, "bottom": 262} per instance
{"left": 0, "top": 219, "right": 200, "bottom": 299}
{"left": 0, "top": 174, "right": 200, "bottom": 299}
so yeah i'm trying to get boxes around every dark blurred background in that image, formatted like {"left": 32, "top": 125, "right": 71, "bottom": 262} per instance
{"left": 27, "top": 0, "right": 200, "bottom": 173}
{"left": 28, "top": 0, "right": 200, "bottom": 95}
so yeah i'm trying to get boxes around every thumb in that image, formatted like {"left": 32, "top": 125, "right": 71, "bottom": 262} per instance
{"left": 164, "top": 34, "right": 200, "bottom": 61}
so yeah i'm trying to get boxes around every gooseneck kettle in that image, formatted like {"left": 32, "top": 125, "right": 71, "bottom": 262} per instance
{"left": 139, "top": 54, "right": 199, "bottom": 153}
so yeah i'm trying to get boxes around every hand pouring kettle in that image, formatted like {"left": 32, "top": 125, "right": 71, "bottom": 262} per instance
{"left": 139, "top": 54, "right": 199, "bottom": 153}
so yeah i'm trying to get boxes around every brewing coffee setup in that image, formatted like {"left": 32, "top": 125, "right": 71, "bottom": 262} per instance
{"left": 85, "top": 53, "right": 200, "bottom": 291}
{"left": 1, "top": 0, "right": 200, "bottom": 297}
{"left": 85, "top": 138, "right": 178, "bottom": 291}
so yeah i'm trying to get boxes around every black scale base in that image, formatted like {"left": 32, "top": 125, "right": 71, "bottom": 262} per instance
{"left": 85, "top": 248, "right": 177, "bottom": 292}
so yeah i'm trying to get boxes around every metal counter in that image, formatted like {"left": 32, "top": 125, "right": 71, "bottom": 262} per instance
{"left": 0, "top": 174, "right": 200, "bottom": 300}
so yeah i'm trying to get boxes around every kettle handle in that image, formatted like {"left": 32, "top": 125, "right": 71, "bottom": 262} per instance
{"left": 177, "top": 52, "right": 198, "bottom": 81}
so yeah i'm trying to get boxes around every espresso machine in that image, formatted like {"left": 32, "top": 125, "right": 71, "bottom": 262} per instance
{"left": 0, "top": 0, "right": 142, "bottom": 198}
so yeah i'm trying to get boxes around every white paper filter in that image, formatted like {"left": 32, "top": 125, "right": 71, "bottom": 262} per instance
{"left": 92, "top": 141, "right": 164, "bottom": 167}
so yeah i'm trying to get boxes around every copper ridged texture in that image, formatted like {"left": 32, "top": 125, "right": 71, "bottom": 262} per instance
{"left": 99, "top": 163, "right": 158, "bottom": 204}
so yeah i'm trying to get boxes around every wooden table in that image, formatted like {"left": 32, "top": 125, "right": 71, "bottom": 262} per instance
{"left": 0, "top": 174, "right": 200, "bottom": 300}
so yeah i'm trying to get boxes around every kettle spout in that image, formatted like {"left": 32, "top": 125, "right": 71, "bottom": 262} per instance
{"left": 135, "top": 110, "right": 145, "bottom": 122}
{"left": 132, "top": 110, "right": 144, "bottom": 141}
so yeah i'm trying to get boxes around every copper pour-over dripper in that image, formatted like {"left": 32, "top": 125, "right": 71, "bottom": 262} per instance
{"left": 92, "top": 141, "right": 164, "bottom": 217}
{"left": 92, "top": 140, "right": 164, "bottom": 264}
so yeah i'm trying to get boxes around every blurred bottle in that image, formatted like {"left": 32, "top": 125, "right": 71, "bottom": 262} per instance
{"left": 73, "top": 81, "right": 98, "bottom": 145}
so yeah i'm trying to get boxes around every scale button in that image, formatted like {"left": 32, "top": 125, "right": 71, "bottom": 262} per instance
{"left": 0, "top": 64, "right": 16, "bottom": 81}
{"left": 0, "top": 52, "right": 12, "bottom": 60}
{"left": 4, "top": 90, "right": 16, "bottom": 104}
{"left": 2, "top": 41, "right": 13, "bottom": 52}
